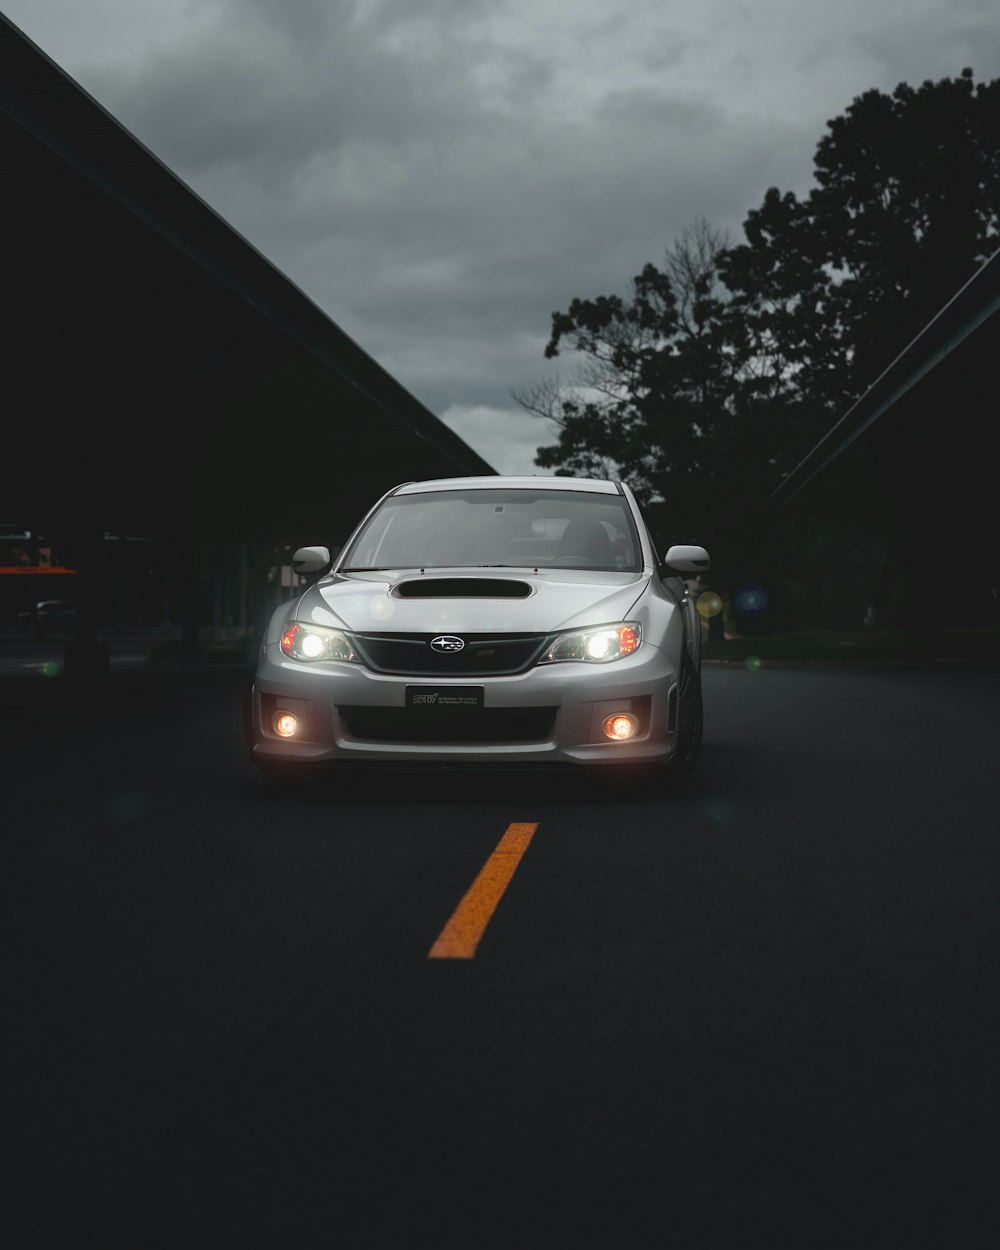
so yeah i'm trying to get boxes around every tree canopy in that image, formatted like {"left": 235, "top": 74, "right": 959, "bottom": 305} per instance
{"left": 515, "top": 69, "right": 1000, "bottom": 559}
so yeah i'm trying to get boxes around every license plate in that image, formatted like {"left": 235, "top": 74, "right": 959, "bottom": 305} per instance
{"left": 406, "top": 686, "right": 484, "bottom": 709}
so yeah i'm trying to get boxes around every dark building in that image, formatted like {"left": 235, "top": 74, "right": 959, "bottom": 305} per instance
{"left": 1, "top": 13, "right": 495, "bottom": 664}
{"left": 765, "top": 245, "right": 999, "bottom": 634}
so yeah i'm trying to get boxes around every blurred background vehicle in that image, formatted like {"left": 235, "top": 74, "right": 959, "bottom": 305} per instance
{"left": 16, "top": 599, "right": 79, "bottom": 640}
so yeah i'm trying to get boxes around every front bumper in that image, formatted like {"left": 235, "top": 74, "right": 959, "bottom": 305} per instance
{"left": 248, "top": 641, "right": 680, "bottom": 769}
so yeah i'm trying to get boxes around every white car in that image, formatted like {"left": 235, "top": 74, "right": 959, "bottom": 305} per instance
{"left": 245, "top": 476, "right": 709, "bottom": 784}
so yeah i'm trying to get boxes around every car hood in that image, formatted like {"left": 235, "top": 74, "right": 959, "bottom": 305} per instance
{"left": 296, "top": 569, "right": 650, "bottom": 635}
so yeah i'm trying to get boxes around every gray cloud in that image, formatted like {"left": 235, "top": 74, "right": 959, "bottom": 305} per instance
{"left": 861, "top": 4, "right": 1000, "bottom": 87}
{"left": 6, "top": 0, "right": 999, "bottom": 473}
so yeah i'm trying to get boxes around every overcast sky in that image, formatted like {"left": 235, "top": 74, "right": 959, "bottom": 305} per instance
{"left": 4, "top": 0, "right": 999, "bottom": 474}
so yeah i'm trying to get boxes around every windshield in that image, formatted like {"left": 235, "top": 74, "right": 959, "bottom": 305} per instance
{"left": 342, "top": 489, "right": 641, "bottom": 572}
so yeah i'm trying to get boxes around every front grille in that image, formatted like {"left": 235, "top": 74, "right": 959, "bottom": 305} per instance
{"left": 339, "top": 706, "right": 556, "bottom": 744}
{"left": 349, "top": 632, "right": 551, "bottom": 676}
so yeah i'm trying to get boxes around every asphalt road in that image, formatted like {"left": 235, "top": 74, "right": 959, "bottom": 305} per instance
{"left": 5, "top": 662, "right": 1000, "bottom": 1249}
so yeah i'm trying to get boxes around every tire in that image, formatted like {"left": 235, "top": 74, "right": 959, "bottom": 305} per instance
{"left": 600, "top": 653, "right": 704, "bottom": 795}
{"left": 662, "top": 652, "right": 703, "bottom": 785}
{"left": 242, "top": 683, "right": 256, "bottom": 749}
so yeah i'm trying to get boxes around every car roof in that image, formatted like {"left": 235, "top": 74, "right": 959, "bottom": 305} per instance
{"left": 394, "top": 476, "right": 620, "bottom": 496}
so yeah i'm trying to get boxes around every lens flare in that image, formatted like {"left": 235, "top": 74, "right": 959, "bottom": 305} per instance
{"left": 369, "top": 596, "right": 394, "bottom": 620}
{"left": 108, "top": 789, "right": 149, "bottom": 823}
{"left": 734, "top": 584, "right": 768, "bottom": 617}
{"left": 696, "top": 591, "right": 723, "bottom": 619}
{"left": 745, "top": 655, "right": 762, "bottom": 671}
{"left": 40, "top": 661, "right": 61, "bottom": 678}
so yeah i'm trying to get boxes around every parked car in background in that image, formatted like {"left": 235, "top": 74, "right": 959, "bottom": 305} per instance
{"left": 16, "top": 599, "right": 78, "bottom": 639}
{"left": 245, "top": 475, "right": 709, "bottom": 786}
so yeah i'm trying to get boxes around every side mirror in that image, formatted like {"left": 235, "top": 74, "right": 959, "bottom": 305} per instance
{"left": 662, "top": 544, "right": 710, "bottom": 575}
{"left": 291, "top": 545, "right": 332, "bottom": 575}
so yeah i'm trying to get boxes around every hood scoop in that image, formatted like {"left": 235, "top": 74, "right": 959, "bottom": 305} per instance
{"left": 393, "top": 577, "right": 533, "bottom": 600}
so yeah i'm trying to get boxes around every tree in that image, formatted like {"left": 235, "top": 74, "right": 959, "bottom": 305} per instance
{"left": 721, "top": 69, "right": 1000, "bottom": 435}
{"left": 514, "top": 70, "right": 1000, "bottom": 626}
{"left": 512, "top": 217, "right": 740, "bottom": 516}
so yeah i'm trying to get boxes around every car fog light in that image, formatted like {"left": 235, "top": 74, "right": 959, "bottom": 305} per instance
{"left": 603, "top": 713, "right": 636, "bottom": 741}
{"left": 274, "top": 712, "right": 299, "bottom": 738}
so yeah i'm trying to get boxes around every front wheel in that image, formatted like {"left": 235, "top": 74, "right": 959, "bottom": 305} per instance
{"left": 602, "top": 655, "right": 704, "bottom": 795}
{"left": 662, "top": 654, "right": 703, "bottom": 785}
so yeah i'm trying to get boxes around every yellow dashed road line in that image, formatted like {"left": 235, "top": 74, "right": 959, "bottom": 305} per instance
{"left": 428, "top": 822, "right": 538, "bottom": 959}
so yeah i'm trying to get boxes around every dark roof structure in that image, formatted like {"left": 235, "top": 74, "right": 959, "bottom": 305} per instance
{"left": 763, "top": 244, "right": 999, "bottom": 627}
{"left": 0, "top": 11, "right": 495, "bottom": 553}
{"left": 767, "top": 246, "right": 999, "bottom": 511}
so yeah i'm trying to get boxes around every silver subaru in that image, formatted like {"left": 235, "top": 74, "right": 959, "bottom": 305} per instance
{"left": 245, "top": 476, "right": 709, "bottom": 783}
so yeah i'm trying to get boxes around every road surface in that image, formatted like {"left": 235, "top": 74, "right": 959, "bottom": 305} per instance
{"left": 5, "top": 661, "right": 999, "bottom": 1248}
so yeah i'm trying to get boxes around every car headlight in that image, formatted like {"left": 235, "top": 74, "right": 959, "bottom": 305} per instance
{"left": 279, "top": 622, "right": 359, "bottom": 663}
{"left": 539, "top": 622, "right": 641, "bottom": 664}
